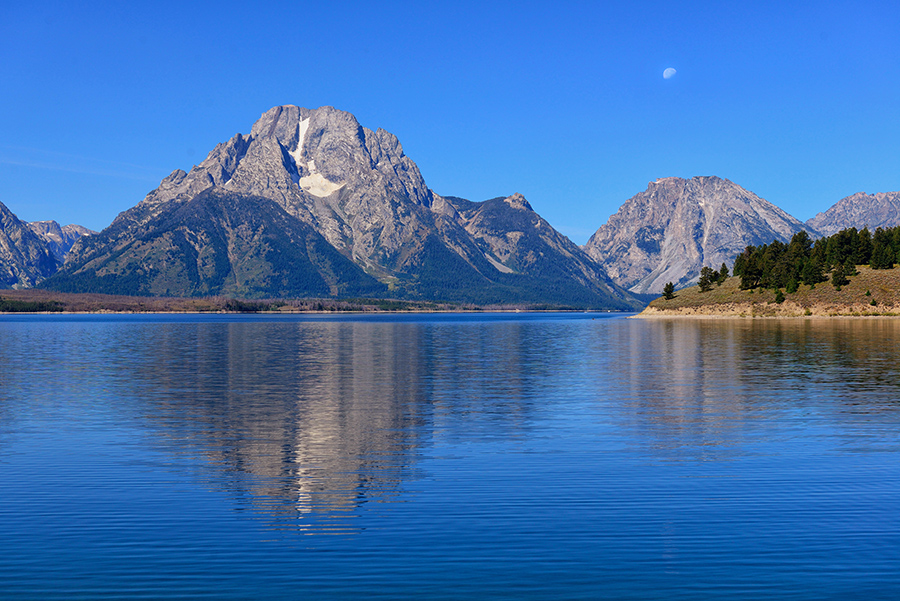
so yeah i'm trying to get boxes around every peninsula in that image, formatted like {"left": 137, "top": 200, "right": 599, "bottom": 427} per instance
{"left": 639, "top": 266, "right": 900, "bottom": 317}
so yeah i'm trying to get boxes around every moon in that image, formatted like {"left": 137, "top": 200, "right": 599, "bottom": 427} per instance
{"left": 663, "top": 67, "right": 677, "bottom": 79}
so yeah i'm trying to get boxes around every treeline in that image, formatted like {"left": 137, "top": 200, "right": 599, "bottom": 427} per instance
{"left": 0, "top": 296, "right": 64, "bottom": 312}
{"left": 732, "top": 226, "right": 900, "bottom": 292}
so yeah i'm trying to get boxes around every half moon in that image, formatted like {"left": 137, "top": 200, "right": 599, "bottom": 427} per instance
{"left": 663, "top": 67, "right": 677, "bottom": 79}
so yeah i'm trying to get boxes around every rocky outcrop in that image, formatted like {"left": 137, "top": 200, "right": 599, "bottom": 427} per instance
{"left": 584, "top": 176, "right": 812, "bottom": 294}
{"left": 51, "top": 105, "right": 640, "bottom": 308}
{"left": 0, "top": 202, "right": 60, "bottom": 288}
{"left": 806, "top": 191, "right": 900, "bottom": 236}
{"left": 27, "top": 221, "right": 96, "bottom": 261}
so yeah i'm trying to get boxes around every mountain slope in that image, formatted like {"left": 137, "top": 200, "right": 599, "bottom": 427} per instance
{"left": 52, "top": 105, "right": 640, "bottom": 308}
{"left": 442, "top": 194, "right": 636, "bottom": 307}
{"left": 44, "top": 188, "right": 387, "bottom": 298}
{"left": 584, "top": 176, "right": 812, "bottom": 294}
{"left": 0, "top": 201, "right": 60, "bottom": 288}
{"left": 806, "top": 191, "right": 900, "bottom": 236}
{"left": 28, "top": 221, "right": 96, "bottom": 261}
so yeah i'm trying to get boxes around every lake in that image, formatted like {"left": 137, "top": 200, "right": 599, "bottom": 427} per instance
{"left": 1, "top": 313, "right": 899, "bottom": 599}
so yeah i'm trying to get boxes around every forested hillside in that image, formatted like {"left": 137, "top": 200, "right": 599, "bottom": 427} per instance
{"left": 732, "top": 226, "right": 900, "bottom": 292}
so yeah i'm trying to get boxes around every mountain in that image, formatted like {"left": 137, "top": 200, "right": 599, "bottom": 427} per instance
{"left": 584, "top": 176, "right": 812, "bottom": 294}
{"left": 0, "top": 201, "right": 60, "bottom": 288}
{"left": 44, "top": 188, "right": 387, "bottom": 298}
{"left": 48, "top": 105, "right": 639, "bottom": 309}
{"left": 806, "top": 191, "right": 900, "bottom": 236}
{"left": 439, "top": 193, "right": 634, "bottom": 306}
{"left": 27, "top": 221, "right": 96, "bottom": 261}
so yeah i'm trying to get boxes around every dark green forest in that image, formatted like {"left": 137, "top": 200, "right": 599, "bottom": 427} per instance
{"left": 0, "top": 296, "right": 64, "bottom": 312}
{"left": 730, "top": 226, "right": 900, "bottom": 292}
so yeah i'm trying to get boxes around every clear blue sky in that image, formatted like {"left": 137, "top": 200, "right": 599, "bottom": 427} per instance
{"left": 2, "top": 1, "right": 898, "bottom": 243}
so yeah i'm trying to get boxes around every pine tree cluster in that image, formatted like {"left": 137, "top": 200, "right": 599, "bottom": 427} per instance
{"left": 732, "top": 226, "right": 900, "bottom": 291}
{"left": 697, "top": 263, "right": 730, "bottom": 292}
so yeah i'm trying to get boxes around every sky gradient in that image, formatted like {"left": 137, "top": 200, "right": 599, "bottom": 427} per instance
{"left": 2, "top": 1, "right": 898, "bottom": 243}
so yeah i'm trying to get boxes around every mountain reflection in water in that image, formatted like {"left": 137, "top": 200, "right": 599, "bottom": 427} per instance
{"left": 82, "top": 318, "right": 574, "bottom": 531}
{"left": 2, "top": 314, "right": 900, "bottom": 599}
{"left": 40, "top": 316, "right": 894, "bottom": 531}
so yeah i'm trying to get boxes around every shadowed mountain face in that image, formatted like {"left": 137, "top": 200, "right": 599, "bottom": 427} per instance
{"left": 806, "top": 191, "right": 900, "bottom": 236}
{"left": 0, "top": 201, "right": 60, "bottom": 288}
{"left": 44, "top": 188, "right": 387, "bottom": 298}
{"left": 48, "top": 105, "right": 641, "bottom": 308}
{"left": 584, "top": 176, "right": 813, "bottom": 294}
{"left": 443, "top": 194, "right": 634, "bottom": 306}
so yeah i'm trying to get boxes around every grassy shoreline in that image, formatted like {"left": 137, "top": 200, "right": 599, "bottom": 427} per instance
{"left": 638, "top": 265, "right": 900, "bottom": 318}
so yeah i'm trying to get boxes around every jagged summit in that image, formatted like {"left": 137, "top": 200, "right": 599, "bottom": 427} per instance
{"left": 28, "top": 221, "right": 96, "bottom": 261}
{"left": 501, "top": 193, "right": 533, "bottom": 211}
{"left": 49, "top": 105, "right": 640, "bottom": 308}
{"left": 584, "top": 176, "right": 811, "bottom": 294}
{"left": 75, "top": 105, "right": 446, "bottom": 281}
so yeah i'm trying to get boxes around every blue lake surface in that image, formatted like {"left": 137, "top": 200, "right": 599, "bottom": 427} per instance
{"left": 1, "top": 313, "right": 899, "bottom": 599}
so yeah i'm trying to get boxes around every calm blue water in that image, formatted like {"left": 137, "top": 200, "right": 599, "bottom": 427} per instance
{"left": 1, "top": 313, "right": 899, "bottom": 599}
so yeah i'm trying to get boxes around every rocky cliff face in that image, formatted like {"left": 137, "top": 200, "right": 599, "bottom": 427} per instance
{"left": 27, "top": 221, "right": 96, "bottom": 261}
{"left": 806, "top": 191, "right": 900, "bottom": 236}
{"left": 0, "top": 202, "right": 60, "bottom": 288}
{"left": 53, "top": 105, "right": 640, "bottom": 308}
{"left": 584, "top": 176, "right": 811, "bottom": 294}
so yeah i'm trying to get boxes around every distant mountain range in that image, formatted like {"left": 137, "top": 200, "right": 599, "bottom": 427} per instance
{"left": 586, "top": 180, "right": 900, "bottom": 294}
{"left": 0, "top": 202, "right": 96, "bottom": 289}
{"left": 806, "top": 191, "right": 900, "bottom": 236}
{"left": 0, "top": 202, "right": 61, "bottom": 288}
{"left": 27, "top": 221, "right": 96, "bottom": 261}
{"left": 40, "top": 105, "right": 639, "bottom": 309}
{"left": 1, "top": 104, "right": 898, "bottom": 303}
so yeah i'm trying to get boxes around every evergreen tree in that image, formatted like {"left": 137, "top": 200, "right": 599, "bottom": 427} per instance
{"left": 788, "top": 230, "right": 813, "bottom": 255}
{"left": 718, "top": 262, "right": 729, "bottom": 282}
{"left": 728, "top": 226, "right": 886, "bottom": 292}
{"left": 870, "top": 228, "right": 896, "bottom": 269}
{"left": 733, "top": 249, "right": 749, "bottom": 277}
{"left": 831, "top": 263, "right": 849, "bottom": 288}
{"left": 698, "top": 266, "right": 717, "bottom": 292}
{"left": 801, "top": 257, "right": 826, "bottom": 285}
{"left": 663, "top": 282, "right": 675, "bottom": 300}
{"left": 854, "top": 228, "right": 873, "bottom": 265}
{"left": 739, "top": 248, "right": 763, "bottom": 289}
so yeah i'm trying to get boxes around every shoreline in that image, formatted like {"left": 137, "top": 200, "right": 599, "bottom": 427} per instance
{"left": 0, "top": 289, "right": 631, "bottom": 315}
{"left": 635, "top": 301, "right": 900, "bottom": 319}
{"left": 639, "top": 266, "right": 900, "bottom": 319}
{"left": 0, "top": 310, "right": 627, "bottom": 315}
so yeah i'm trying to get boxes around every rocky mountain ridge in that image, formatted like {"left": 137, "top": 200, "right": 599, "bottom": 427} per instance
{"left": 28, "top": 221, "right": 97, "bottom": 261}
{"left": 583, "top": 176, "right": 812, "bottom": 294}
{"left": 48, "top": 105, "right": 640, "bottom": 309}
{"left": 806, "top": 191, "right": 900, "bottom": 236}
{"left": 47, "top": 188, "right": 388, "bottom": 298}
{"left": 4, "top": 105, "right": 897, "bottom": 302}
{"left": 0, "top": 201, "right": 62, "bottom": 288}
